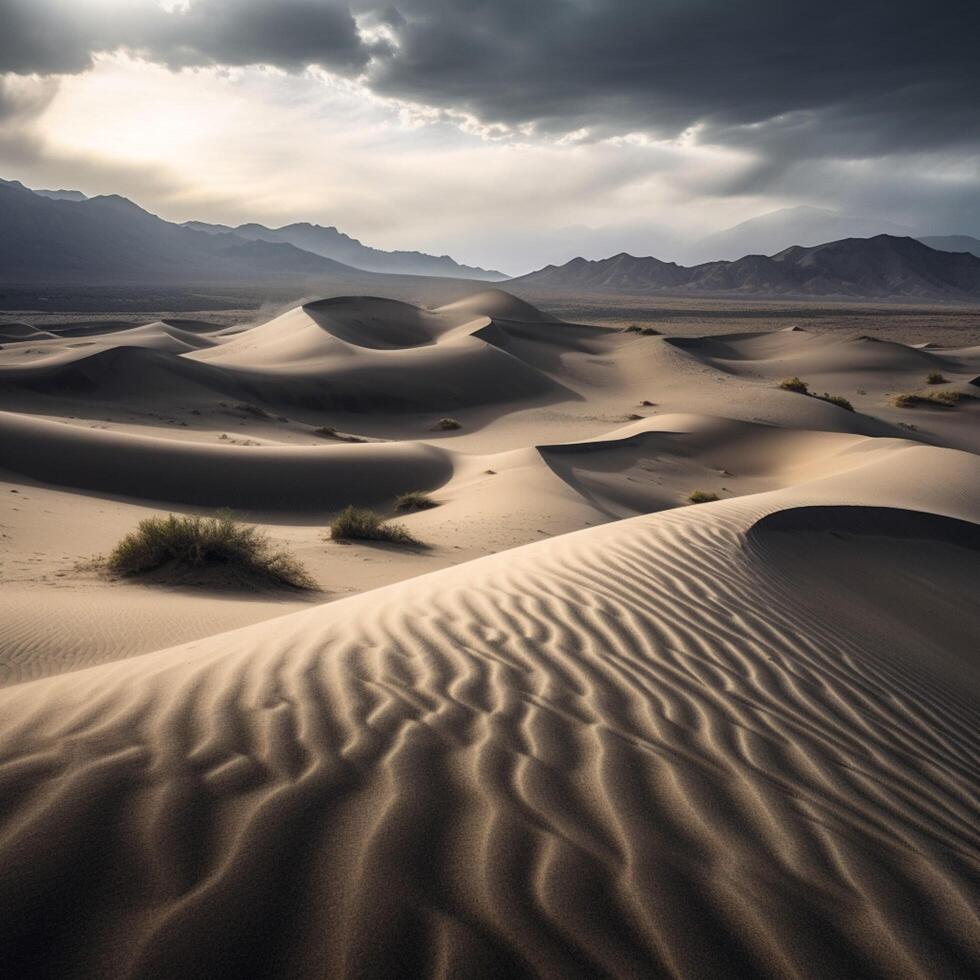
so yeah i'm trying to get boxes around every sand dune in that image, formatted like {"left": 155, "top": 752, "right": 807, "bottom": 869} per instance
{"left": 1, "top": 289, "right": 978, "bottom": 977}
{"left": 0, "top": 454, "right": 977, "bottom": 977}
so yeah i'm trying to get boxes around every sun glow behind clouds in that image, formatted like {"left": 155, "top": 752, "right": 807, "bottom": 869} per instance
{"left": 26, "top": 54, "right": 762, "bottom": 269}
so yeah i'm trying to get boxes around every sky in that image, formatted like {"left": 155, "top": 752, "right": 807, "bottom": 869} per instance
{"left": 1, "top": 0, "right": 978, "bottom": 274}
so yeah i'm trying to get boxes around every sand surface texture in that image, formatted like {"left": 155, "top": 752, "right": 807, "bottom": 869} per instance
{"left": 1, "top": 290, "right": 978, "bottom": 977}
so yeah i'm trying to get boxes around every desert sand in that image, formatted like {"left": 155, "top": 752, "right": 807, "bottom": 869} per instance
{"left": 1, "top": 289, "right": 978, "bottom": 977}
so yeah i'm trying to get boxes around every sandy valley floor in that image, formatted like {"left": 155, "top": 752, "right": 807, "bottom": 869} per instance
{"left": 1, "top": 289, "right": 978, "bottom": 976}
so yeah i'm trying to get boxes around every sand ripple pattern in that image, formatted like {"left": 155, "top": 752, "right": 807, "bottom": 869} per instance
{"left": 0, "top": 499, "right": 977, "bottom": 979}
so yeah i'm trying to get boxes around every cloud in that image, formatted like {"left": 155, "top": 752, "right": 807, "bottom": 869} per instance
{"left": 0, "top": 0, "right": 378, "bottom": 77}
{"left": 3, "top": 1, "right": 977, "bottom": 156}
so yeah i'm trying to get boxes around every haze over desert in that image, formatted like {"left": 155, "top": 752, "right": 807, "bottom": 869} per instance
{"left": 1, "top": 1, "right": 979, "bottom": 978}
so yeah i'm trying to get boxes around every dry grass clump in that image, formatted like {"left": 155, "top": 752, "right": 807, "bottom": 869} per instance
{"left": 688, "top": 490, "right": 719, "bottom": 504}
{"left": 313, "top": 425, "right": 366, "bottom": 443}
{"left": 624, "top": 324, "right": 660, "bottom": 336}
{"left": 108, "top": 512, "right": 315, "bottom": 589}
{"left": 433, "top": 417, "right": 462, "bottom": 431}
{"left": 234, "top": 402, "right": 270, "bottom": 418}
{"left": 330, "top": 506, "right": 423, "bottom": 545}
{"left": 926, "top": 372, "right": 947, "bottom": 385}
{"left": 779, "top": 377, "right": 853, "bottom": 410}
{"left": 893, "top": 390, "right": 961, "bottom": 408}
{"left": 815, "top": 392, "right": 854, "bottom": 411}
{"left": 395, "top": 491, "right": 439, "bottom": 512}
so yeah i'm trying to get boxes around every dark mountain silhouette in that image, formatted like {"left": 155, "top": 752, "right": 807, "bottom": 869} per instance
{"left": 685, "top": 206, "right": 915, "bottom": 263}
{"left": 510, "top": 236, "right": 980, "bottom": 299}
{"left": 32, "top": 188, "right": 89, "bottom": 202}
{"left": 918, "top": 235, "right": 980, "bottom": 259}
{"left": 184, "top": 220, "right": 506, "bottom": 280}
{"left": 0, "top": 179, "right": 357, "bottom": 284}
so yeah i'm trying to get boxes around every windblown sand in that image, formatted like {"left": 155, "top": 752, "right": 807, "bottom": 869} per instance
{"left": 1, "top": 290, "right": 978, "bottom": 977}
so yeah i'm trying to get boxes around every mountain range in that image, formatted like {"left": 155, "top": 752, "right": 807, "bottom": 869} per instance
{"left": 4, "top": 177, "right": 980, "bottom": 299}
{"left": 184, "top": 220, "right": 506, "bottom": 280}
{"left": 511, "top": 235, "right": 980, "bottom": 300}
{"left": 0, "top": 179, "right": 356, "bottom": 285}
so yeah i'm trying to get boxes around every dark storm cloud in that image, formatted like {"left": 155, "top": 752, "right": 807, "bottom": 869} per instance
{"left": 361, "top": 0, "right": 980, "bottom": 153}
{"left": 0, "top": 0, "right": 377, "bottom": 76}
{"left": 1, "top": 0, "right": 977, "bottom": 159}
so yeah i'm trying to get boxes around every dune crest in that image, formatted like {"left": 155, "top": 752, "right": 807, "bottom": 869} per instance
{"left": 0, "top": 464, "right": 978, "bottom": 977}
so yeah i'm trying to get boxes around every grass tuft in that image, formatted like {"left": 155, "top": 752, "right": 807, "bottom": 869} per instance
{"left": 893, "top": 390, "right": 961, "bottom": 409}
{"left": 313, "top": 425, "right": 367, "bottom": 443}
{"left": 624, "top": 324, "right": 660, "bottom": 336}
{"left": 926, "top": 371, "right": 947, "bottom": 385}
{"left": 234, "top": 403, "right": 270, "bottom": 418}
{"left": 779, "top": 376, "right": 809, "bottom": 394}
{"left": 815, "top": 392, "right": 854, "bottom": 411}
{"left": 395, "top": 491, "right": 439, "bottom": 512}
{"left": 688, "top": 490, "right": 719, "bottom": 504}
{"left": 330, "top": 506, "right": 423, "bottom": 545}
{"left": 107, "top": 512, "right": 315, "bottom": 589}
{"left": 432, "top": 417, "right": 462, "bottom": 431}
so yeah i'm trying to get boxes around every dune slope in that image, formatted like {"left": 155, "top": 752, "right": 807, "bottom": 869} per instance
{"left": 0, "top": 451, "right": 977, "bottom": 978}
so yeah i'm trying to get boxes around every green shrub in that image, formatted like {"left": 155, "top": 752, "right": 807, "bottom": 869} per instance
{"left": 688, "top": 490, "right": 719, "bottom": 504}
{"left": 779, "top": 377, "right": 809, "bottom": 394}
{"left": 816, "top": 392, "right": 854, "bottom": 411}
{"left": 330, "top": 506, "right": 422, "bottom": 545}
{"left": 108, "top": 512, "right": 314, "bottom": 589}
{"left": 395, "top": 491, "right": 439, "bottom": 512}
{"left": 926, "top": 372, "right": 947, "bottom": 385}
{"left": 433, "top": 418, "right": 462, "bottom": 431}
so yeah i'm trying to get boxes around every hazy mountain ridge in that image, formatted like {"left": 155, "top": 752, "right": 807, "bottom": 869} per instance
{"left": 0, "top": 179, "right": 357, "bottom": 285}
{"left": 184, "top": 220, "right": 506, "bottom": 280}
{"left": 511, "top": 235, "right": 980, "bottom": 299}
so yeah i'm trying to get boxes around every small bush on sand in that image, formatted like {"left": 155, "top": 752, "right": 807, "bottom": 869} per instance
{"left": 926, "top": 372, "right": 947, "bottom": 385}
{"left": 395, "top": 491, "right": 439, "bottom": 512}
{"left": 893, "top": 390, "right": 961, "bottom": 409}
{"left": 108, "top": 512, "right": 314, "bottom": 589}
{"left": 779, "top": 377, "right": 809, "bottom": 394}
{"left": 624, "top": 324, "right": 660, "bottom": 336}
{"left": 313, "top": 425, "right": 366, "bottom": 443}
{"left": 330, "top": 506, "right": 422, "bottom": 545}
{"left": 234, "top": 402, "right": 270, "bottom": 418}
{"left": 688, "top": 490, "right": 719, "bottom": 504}
{"left": 433, "top": 417, "right": 462, "bottom": 431}
{"left": 816, "top": 392, "right": 854, "bottom": 411}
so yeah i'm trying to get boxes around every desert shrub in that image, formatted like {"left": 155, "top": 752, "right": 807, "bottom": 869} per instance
{"left": 926, "top": 372, "right": 947, "bottom": 385}
{"left": 234, "top": 403, "right": 270, "bottom": 418}
{"left": 625, "top": 412, "right": 644, "bottom": 420}
{"left": 893, "top": 390, "right": 961, "bottom": 408}
{"left": 641, "top": 399, "right": 656, "bottom": 406}
{"left": 779, "top": 377, "right": 809, "bottom": 394}
{"left": 816, "top": 392, "right": 854, "bottom": 411}
{"left": 433, "top": 418, "right": 462, "bottom": 431}
{"left": 688, "top": 490, "right": 719, "bottom": 504}
{"left": 107, "top": 512, "right": 314, "bottom": 589}
{"left": 330, "top": 506, "right": 422, "bottom": 545}
{"left": 624, "top": 324, "right": 659, "bottom": 335}
{"left": 313, "top": 425, "right": 366, "bottom": 443}
{"left": 395, "top": 491, "right": 439, "bottom": 512}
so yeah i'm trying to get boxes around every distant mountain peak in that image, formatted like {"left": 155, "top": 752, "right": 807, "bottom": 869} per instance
{"left": 511, "top": 234, "right": 980, "bottom": 300}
